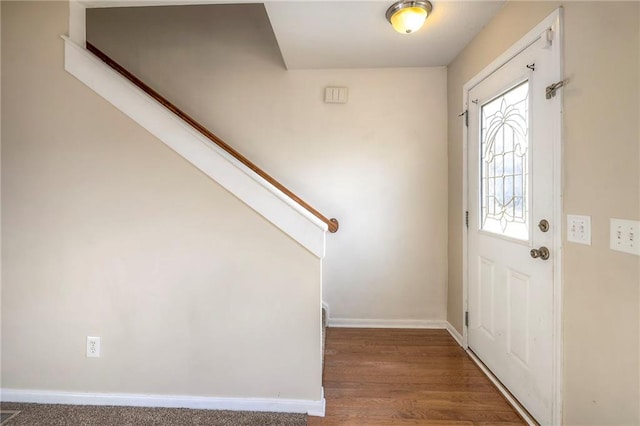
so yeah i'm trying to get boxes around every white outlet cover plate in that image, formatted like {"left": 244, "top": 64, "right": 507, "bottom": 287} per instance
{"left": 86, "top": 336, "right": 101, "bottom": 358}
{"left": 567, "top": 214, "right": 591, "bottom": 245}
{"left": 610, "top": 218, "right": 640, "bottom": 256}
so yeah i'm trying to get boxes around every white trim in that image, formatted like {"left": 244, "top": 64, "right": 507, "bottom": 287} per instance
{"left": 463, "top": 11, "right": 562, "bottom": 92}
{"left": 466, "top": 351, "right": 537, "bottom": 426}
{"left": 321, "top": 301, "right": 329, "bottom": 327}
{"left": 462, "top": 71, "right": 469, "bottom": 349}
{"left": 550, "top": 10, "right": 565, "bottom": 426}
{"left": 328, "top": 318, "right": 447, "bottom": 329}
{"left": 311, "top": 388, "right": 325, "bottom": 417}
{"left": 461, "top": 8, "right": 563, "bottom": 425}
{"left": 62, "top": 36, "right": 327, "bottom": 258}
{"left": 1, "top": 388, "right": 325, "bottom": 417}
{"left": 69, "top": 1, "right": 86, "bottom": 46}
{"left": 446, "top": 322, "right": 463, "bottom": 346}
{"left": 307, "top": 386, "right": 327, "bottom": 417}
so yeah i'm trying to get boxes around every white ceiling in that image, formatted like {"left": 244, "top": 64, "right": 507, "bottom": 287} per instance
{"left": 82, "top": 0, "right": 505, "bottom": 70}
{"left": 264, "top": 1, "right": 505, "bottom": 69}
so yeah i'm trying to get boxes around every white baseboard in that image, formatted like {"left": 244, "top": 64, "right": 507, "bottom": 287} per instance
{"left": 445, "top": 322, "right": 464, "bottom": 346}
{"left": 328, "top": 318, "right": 447, "bottom": 329}
{"left": 0, "top": 389, "right": 326, "bottom": 417}
{"left": 311, "top": 387, "right": 325, "bottom": 417}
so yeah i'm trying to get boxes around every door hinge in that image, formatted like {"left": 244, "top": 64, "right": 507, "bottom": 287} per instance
{"left": 458, "top": 109, "right": 468, "bottom": 127}
{"left": 465, "top": 211, "right": 469, "bottom": 228}
{"left": 465, "top": 311, "right": 469, "bottom": 327}
{"left": 545, "top": 28, "right": 554, "bottom": 47}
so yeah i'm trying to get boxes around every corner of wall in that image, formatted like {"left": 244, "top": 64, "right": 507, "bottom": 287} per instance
{"left": 69, "top": 1, "right": 86, "bottom": 46}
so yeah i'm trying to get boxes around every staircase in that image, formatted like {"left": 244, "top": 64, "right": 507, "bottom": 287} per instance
{"left": 62, "top": 36, "right": 338, "bottom": 258}
{"left": 61, "top": 34, "right": 335, "bottom": 414}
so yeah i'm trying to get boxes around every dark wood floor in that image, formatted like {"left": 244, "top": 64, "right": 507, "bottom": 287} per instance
{"left": 308, "top": 328, "right": 525, "bottom": 425}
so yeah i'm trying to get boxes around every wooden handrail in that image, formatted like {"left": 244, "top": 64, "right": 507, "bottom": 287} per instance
{"left": 86, "top": 41, "right": 338, "bottom": 233}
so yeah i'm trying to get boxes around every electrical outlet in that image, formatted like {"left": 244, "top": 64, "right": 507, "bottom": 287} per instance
{"left": 567, "top": 215, "right": 591, "bottom": 245}
{"left": 610, "top": 218, "right": 640, "bottom": 256}
{"left": 86, "top": 336, "right": 101, "bottom": 358}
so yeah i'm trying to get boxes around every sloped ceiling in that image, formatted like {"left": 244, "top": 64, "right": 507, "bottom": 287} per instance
{"left": 82, "top": 0, "right": 505, "bottom": 69}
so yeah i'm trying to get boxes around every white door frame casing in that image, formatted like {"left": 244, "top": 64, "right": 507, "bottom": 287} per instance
{"left": 461, "top": 9, "right": 564, "bottom": 425}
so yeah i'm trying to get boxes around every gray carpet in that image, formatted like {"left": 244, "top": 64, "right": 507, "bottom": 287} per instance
{"left": 0, "top": 403, "right": 306, "bottom": 425}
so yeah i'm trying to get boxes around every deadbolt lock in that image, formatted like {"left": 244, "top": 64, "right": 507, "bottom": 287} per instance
{"left": 538, "top": 219, "right": 550, "bottom": 232}
{"left": 530, "top": 246, "right": 550, "bottom": 260}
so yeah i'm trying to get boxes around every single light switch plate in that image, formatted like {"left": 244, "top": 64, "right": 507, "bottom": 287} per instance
{"left": 610, "top": 218, "right": 640, "bottom": 256}
{"left": 86, "top": 336, "right": 101, "bottom": 358}
{"left": 567, "top": 215, "right": 591, "bottom": 245}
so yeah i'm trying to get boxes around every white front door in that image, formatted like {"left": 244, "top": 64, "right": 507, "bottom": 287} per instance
{"left": 467, "top": 25, "right": 561, "bottom": 425}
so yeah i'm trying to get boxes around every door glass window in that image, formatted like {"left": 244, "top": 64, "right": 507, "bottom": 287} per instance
{"left": 480, "top": 81, "right": 529, "bottom": 241}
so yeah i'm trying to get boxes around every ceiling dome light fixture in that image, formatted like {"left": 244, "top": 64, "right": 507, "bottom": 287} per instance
{"left": 386, "top": 0, "right": 433, "bottom": 34}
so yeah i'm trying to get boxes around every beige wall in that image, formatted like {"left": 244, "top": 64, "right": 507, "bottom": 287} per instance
{"left": 447, "top": 2, "right": 640, "bottom": 424}
{"left": 87, "top": 4, "right": 449, "bottom": 322}
{"left": 0, "top": 0, "right": 3, "bottom": 391}
{"left": 2, "top": 1, "right": 322, "bottom": 400}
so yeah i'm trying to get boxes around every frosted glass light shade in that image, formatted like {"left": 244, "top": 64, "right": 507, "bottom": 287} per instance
{"left": 386, "top": 1, "right": 432, "bottom": 35}
{"left": 390, "top": 7, "right": 427, "bottom": 34}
